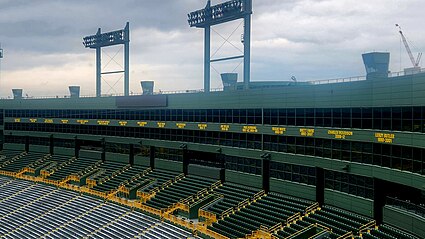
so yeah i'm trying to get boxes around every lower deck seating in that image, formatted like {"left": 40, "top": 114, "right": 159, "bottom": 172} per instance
{"left": 205, "top": 182, "right": 260, "bottom": 216}
{"left": 145, "top": 174, "right": 217, "bottom": 209}
{"left": 0, "top": 150, "right": 23, "bottom": 165}
{"left": 363, "top": 224, "right": 420, "bottom": 239}
{"left": 0, "top": 152, "right": 45, "bottom": 172}
{"left": 46, "top": 157, "right": 99, "bottom": 181}
{"left": 274, "top": 204, "right": 371, "bottom": 239}
{"left": 209, "top": 192, "right": 313, "bottom": 239}
{"left": 0, "top": 176, "right": 196, "bottom": 239}
{"left": 92, "top": 165, "right": 147, "bottom": 192}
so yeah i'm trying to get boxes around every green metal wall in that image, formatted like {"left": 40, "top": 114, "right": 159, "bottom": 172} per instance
{"left": 383, "top": 206, "right": 425, "bottom": 238}
{"left": 324, "top": 189, "right": 374, "bottom": 218}
{"left": 188, "top": 164, "right": 220, "bottom": 180}
{"left": 155, "top": 159, "right": 182, "bottom": 172}
{"left": 270, "top": 178, "right": 316, "bottom": 201}
{"left": 225, "top": 170, "right": 262, "bottom": 189}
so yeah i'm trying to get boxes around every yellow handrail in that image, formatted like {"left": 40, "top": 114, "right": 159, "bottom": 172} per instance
{"left": 252, "top": 190, "right": 266, "bottom": 202}
{"left": 305, "top": 202, "right": 320, "bottom": 214}
{"left": 359, "top": 220, "right": 376, "bottom": 231}
{"left": 220, "top": 207, "right": 234, "bottom": 219}
{"left": 336, "top": 231, "right": 353, "bottom": 239}
{"left": 237, "top": 198, "right": 250, "bottom": 210}
{"left": 286, "top": 212, "right": 301, "bottom": 225}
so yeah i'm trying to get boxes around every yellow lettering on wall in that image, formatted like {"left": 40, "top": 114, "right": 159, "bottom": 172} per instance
{"left": 137, "top": 121, "right": 147, "bottom": 127}
{"left": 176, "top": 123, "right": 186, "bottom": 129}
{"left": 375, "top": 132, "right": 395, "bottom": 143}
{"left": 198, "top": 124, "right": 207, "bottom": 130}
{"left": 29, "top": 118, "right": 37, "bottom": 123}
{"left": 97, "top": 120, "right": 110, "bottom": 126}
{"left": 272, "top": 127, "right": 286, "bottom": 135}
{"left": 44, "top": 119, "right": 54, "bottom": 124}
{"left": 61, "top": 119, "right": 69, "bottom": 124}
{"left": 300, "top": 128, "right": 315, "bottom": 137}
{"left": 328, "top": 130, "right": 353, "bottom": 139}
{"left": 77, "top": 119, "right": 89, "bottom": 125}
{"left": 119, "top": 121, "right": 128, "bottom": 126}
{"left": 242, "top": 126, "right": 258, "bottom": 133}
{"left": 14, "top": 118, "right": 21, "bottom": 123}
{"left": 157, "top": 122, "right": 166, "bottom": 128}
{"left": 220, "top": 124, "right": 230, "bottom": 131}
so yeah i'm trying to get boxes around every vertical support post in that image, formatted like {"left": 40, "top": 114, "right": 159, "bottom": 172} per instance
{"left": 124, "top": 22, "right": 130, "bottom": 96}
{"left": 129, "top": 144, "right": 134, "bottom": 166}
{"left": 75, "top": 137, "right": 80, "bottom": 158}
{"left": 218, "top": 150, "right": 225, "bottom": 182}
{"left": 316, "top": 167, "right": 325, "bottom": 206}
{"left": 49, "top": 135, "right": 54, "bottom": 155}
{"left": 182, "top": 147, "right": 189, "bottom": 176}
{"left": 101, "top": 138, "right": 106, "bottom": 162}
{"left": 25, "top": 136, "right": 29, "bottom": 152}
{"left": 96, "top": 47, "right": 101, "bottom": 97}
{"left": 149, "top": 146, "right": 155, "bottom": 169}
{"left": 204, "top": 25, "right": 211, "bottom": 93}
{"left": 261, "top": 155, "right": 270, "bottom": 193}
{"left": 373, "top": 178, "right": 385, "bottom": 225}
{"left": 243, "top": 0, "right": 252, "bottom": 90}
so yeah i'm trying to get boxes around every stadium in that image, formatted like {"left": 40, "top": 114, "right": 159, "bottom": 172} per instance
{"left": 0, "top": 0, "right": 424, "bottom": 239}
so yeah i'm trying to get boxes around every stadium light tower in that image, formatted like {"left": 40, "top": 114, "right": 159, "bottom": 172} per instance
{"left": 188, "top": 0, "right": 253, "bottom": 92}
{"left": 83, "top": 22, "right": 130, "bottom": 97}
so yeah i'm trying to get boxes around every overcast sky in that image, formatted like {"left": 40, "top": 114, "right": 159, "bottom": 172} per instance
{"left": 0, "top": 0, "right": 423, "bottom": 97}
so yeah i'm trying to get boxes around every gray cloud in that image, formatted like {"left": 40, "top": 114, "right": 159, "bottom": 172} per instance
{"left": 0, "top": 0, "right": 424, "bottom": 97}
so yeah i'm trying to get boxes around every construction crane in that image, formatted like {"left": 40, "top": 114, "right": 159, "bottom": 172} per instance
{"left": 396, "top": 24, "right": 422, "bottom": 67}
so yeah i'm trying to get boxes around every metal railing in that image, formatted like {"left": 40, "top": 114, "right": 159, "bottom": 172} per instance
{"left": 386, "top": 197, "right": 425, "bottom": 218}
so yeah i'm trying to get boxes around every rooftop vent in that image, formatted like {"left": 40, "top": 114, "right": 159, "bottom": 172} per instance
{"left": 68, "top": 86, "right": 80, "bottom": 98}
{"left": 141, "top": 81, "right": 154, "bottom": 95}
{"left": 362, "top": 52, "right": 390, "bottom": 79}
{"left": 12, "top": 89, "right": 23, "bottom": 99}
{"left": 221, "top": 73, "right": 238, "bottom": 91}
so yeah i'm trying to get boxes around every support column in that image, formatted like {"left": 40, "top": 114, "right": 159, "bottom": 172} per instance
{"left": 75, "top": 138, "right": 80, "bottom": 158}
{"left": 124, "top": 22, "right": 130, "bottom": 96}
{"left": 261, "top": 154, "right": 271, "bottom": 193}
{"left": 96, "top": 46, "right": 101, "bottom": 97}
{"left": 316, "top": 167, "right": 325, "bottom": 206}
{"left": 219, "top": 152, "right": 225, "bottom": 183}
{"left": 204, "top": 26, "right": 211, "bottom": 93}
{"left": 129, "top": 144, "right": 134, "bottom": 165}
{"left": 101, "top": 138, "right": 106, "bottom": 162}
{"left": 149, "top": 146, "right": 155, "bottom": 169}
{"left": 49, "top": 135, "right": 54, "bottom": 155}
{"left": 182, "top": 147, "right": 189, "bottom": 176}
{"left": 25, "top": 136, "right": 29, "bottom": 152}
{"left": 373, "top": 178, "right": 385, "bottom": 225}
{"left": 243, "top": 0, "right": 252, "bottom": 90}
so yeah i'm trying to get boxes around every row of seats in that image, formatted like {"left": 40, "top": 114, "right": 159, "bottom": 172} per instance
{"left": 0, "top": 150, "right": 23, "bottom": 165}
{"left": 208, "top": 192, "right": 313, "bottom": 238}
{"left": 363, "top": 224, "right": 420, "bottom": 239}
{"left": 47, "top": 157, "right": 99, "bottom": 181}
{"left": 205, "top": 182, "right": 260, "bottom": 216}
{"left": 145, "top": 174, "right": 217, "bottom": 209}
{"left": 133, "top": 169, "right": 181, "bottom": 196}
{"left": 92, "top": 164, "right": 147, "bottom": 192}
{"left": 0, "top": 176, "right": 196, "bottom": 239}
{"left": 1, "top": 152, "right": 45, "bottom": 172}
{"left": 29, "top": 154, "right": 71, "bottom": 176}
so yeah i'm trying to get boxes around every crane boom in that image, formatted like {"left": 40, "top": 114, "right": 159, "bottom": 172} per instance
{"left": 396, "top": 24, "right": 420, "bottom": 67}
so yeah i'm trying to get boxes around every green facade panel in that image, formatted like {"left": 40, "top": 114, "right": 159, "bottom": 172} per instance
{"left": 270, "top": 178, "right": 316, "bottom": 201}
{"left": 225, "top": 170, "right": 262, "bottom": 189}
{"left": 383, "top": 206, "right": 425, "bottom": 238}
{"left": 155, "top": 158, "right": 182, "bottom": 172}
{"left": 324, "top": 189, "right": 373, "bottom": 218}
